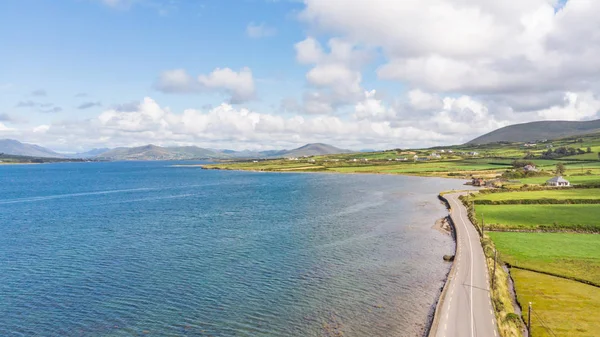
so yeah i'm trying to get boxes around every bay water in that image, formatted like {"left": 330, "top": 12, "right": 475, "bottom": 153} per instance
{"left": 0, "top": 162, "right": 468, "bottom": 336}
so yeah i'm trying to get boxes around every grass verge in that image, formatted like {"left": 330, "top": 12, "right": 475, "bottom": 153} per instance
{"left": 481, "top": 235, "right": 525, "bottom": 337}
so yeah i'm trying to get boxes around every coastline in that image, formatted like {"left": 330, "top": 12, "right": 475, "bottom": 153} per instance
{"left": 425, "top": 194, "right": 458, "bottom": 337}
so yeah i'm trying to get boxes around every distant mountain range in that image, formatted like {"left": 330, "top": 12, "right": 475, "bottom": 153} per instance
{"left": 467, "top": 119, "right": 600, "bottom": 145}
{"left": 0, "top": 139, "right": 65, "bottom": 158}
{"left": 0, "top": 139, "right": 351, "bottom": 161}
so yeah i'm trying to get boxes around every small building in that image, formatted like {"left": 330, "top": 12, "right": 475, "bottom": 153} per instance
{"left": 396, "top": 157, "right": 408, "bottom": 161}
{"left": 524, "top": 143, "right": 537, "bottom": 147}
{"left": 472, "top": 178, "right": 485, "bottom": 186}
{"left": 523, "top": 165, "right": 537, "bottom": 172}
{"left": 546, "top": 176, "right": 570, "bottom": 187}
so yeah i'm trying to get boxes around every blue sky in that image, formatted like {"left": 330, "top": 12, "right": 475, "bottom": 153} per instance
{"left": 1, "top": 0, "right": 599, "bottom": 152}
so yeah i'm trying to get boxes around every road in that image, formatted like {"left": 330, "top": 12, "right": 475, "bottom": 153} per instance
{"left": 430, "top": 193, "right": 499, "bottom": 337}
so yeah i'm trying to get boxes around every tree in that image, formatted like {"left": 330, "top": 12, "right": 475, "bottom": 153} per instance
{"left": 555, "top": 162, "right": 566, "bottom": 176}
{"left": 587, "top": 147, "right": 592, "bottom": 153}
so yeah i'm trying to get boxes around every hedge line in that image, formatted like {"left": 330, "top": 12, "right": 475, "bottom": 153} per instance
{"left": 477, "top": 183, "right": 600, "bottom": 194}
{"left": 474, "top": 198, "right": 600, "bottom": 205}
{"left": 485, "top": 223, "right": 600, "bottom": 234}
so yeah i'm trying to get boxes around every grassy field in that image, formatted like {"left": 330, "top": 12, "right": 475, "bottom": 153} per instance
{"left": 487, "top": 232, "right": 600, "bottom": 285}
{"left": 512, "top": 269, "right": 600, "bottom": 337}
{"left": 474, "top": 189, "right": 600, "bottom": 201}
{"left": 516, "top": 174, "right": 600, "bottom": 185}
{"left": 475, "top": 204, "right": 600, "bottom": 231}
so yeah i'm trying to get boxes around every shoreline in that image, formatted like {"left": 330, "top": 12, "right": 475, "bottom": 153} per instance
{"left": 195, "top": 164, "right": 471, "bottom": 180}
{"left": 425, "top": 195, "right": 459, "bottom": 337}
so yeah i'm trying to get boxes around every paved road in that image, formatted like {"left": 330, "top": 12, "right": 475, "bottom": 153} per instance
{"left": 431, "top": 193, "right": 499, "bottom": 337}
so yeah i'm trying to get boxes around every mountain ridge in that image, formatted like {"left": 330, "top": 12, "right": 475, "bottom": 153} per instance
{"left": 467, "top": 119, "right": 600, "bottom": 145}
{"left": 0, "top": 139, "right": 65, "bottom": 158}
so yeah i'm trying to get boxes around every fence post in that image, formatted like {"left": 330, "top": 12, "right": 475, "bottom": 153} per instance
{"left": 492, "top": 249, "right": 497, "bottom": 290}
{"left": 528, "top": 302, "right": 532, "bottom": 335}
{"left": 481, "top": 213, "right": 485, "bottom": 237}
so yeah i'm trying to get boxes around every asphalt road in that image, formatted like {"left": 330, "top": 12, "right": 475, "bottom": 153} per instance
{"left": 431, "top": 193, "right": 499, "bottom": 337}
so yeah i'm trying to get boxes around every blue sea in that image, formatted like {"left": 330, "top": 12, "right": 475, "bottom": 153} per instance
{"left": 0, "top": 162, "right": 468, "bottom": 336}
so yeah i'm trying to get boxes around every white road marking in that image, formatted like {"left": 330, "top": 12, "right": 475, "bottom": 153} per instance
{"left": 453, "top": 197, "right": 474, "bottom": 337}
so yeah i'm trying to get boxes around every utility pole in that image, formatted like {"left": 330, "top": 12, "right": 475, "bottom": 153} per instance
{"left": 492, "top": 249, "right": 497, "bottom": 290}
{"left": 482, "top": 213, "right": 485, "bottom": 236}
{"left": 528, "top": 302, "right": 532, "bottom": 335}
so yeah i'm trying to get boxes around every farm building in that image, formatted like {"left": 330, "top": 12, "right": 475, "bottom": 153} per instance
{"left": 472, "top": 178, "right": 485, "bottom": 186}
{"left": 523, "top": 165, "right": 537, "bottom": 172}
{"left": 546, "top": 176, "right": 570, "bottom": 187}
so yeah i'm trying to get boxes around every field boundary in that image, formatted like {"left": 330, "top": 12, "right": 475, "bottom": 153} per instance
{"left": 474, "top": 198, "right": 600, "bottom": 205}
{"left": 506, "top": 264, "right": 600, "bottom": 288}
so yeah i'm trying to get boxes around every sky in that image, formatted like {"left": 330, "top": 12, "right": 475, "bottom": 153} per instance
{"left": 1, "top": 0, "right": 600, "bottom": 152}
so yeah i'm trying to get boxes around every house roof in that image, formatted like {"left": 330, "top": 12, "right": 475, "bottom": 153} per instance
{"left": 547, "top": 176, "right": 569, "bottom": 183}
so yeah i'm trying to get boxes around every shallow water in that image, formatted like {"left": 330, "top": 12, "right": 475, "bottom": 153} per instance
{"left": 0, "top": 161, "right": 468, "bottom": 336}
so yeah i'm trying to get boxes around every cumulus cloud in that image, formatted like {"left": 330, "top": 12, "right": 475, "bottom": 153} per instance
{"left": 300, "top": 0, "right": 600, "bottom": 122}
{"left": 246, "top": 22, "right": 277, "bottom": 38}
{"left": 77, "top": 101, "right": 102, "bottom": 110}
{"left": 154, "top": 67, "right": 256, "bottom": 103}
{"left": 198, "top": 67, "right": 256, "bottom": 103}
{"left": 293, "top": 37, "right": 371, "bottom": 114}
{"left": 535, "top": 92, "right": 600, "bottom": 120}
{"left": 354, "top": 90, "right": 396, "bottom": 121}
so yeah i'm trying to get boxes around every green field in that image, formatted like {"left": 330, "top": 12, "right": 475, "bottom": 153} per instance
{"left": 517, "top": 174, "right": 600, "bottom": 185}
{"left": 475, "top": 204, "right": 600, "bottom": 231}
{"left": 488, "top": 232, "right": 600, "bottom": 285}
{"left": 512, "top": 269, "right": 600, "bottom": 337}
{"left": 474, "top": 189, "right": 600, "bottom": 201}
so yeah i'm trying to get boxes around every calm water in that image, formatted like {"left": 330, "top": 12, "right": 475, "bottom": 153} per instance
{"left": 0, "top": 162, "right": 468, "bottom": 336}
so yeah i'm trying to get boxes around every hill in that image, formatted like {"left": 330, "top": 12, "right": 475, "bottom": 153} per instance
{"left": 0, "top": 139, "right": 65, "bottom": 158}
{"left": 95, "top": 145, "right": 225, "bottom": 161}
{"left": 279, "top": 143, "right": 352, "bottom": 157}
{"left": 467, "top": 119, "right": 600, "bottom": 145}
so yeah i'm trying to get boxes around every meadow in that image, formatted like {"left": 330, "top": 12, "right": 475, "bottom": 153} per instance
{"left": 487, "top": 232, "right": 600, "bottom": 285}
{"left": 475, "top": 204, "right": 600, "bottom": 231}
{"left": 473, "top": 188, "right": 600, "bottom": 201}
{"left": 512, "top": 269, "right": 600, "bottom": 337}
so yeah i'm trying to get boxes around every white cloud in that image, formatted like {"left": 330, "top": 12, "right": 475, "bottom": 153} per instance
{"left": 198, "top": 67, "right": 256, "bottom": 103}
{"left": 295, "top": 37, "right": 323, "bottom": 64}
{"left": 33, "top": 125, "right": 50, "bottom": 133}
{"left": 154, "top": 69, "right": 198, "bottom": 93}
{"left": 301, "top": 0, "right": 600, "bottom": 98}
{"left": 354, "top": 90, "right": 396, "bottom": 121}
{"left": 154, "top": 67, "right": 256, "bottom": 103}
{"left": 408, "top": 90, "right": 443, "bottom": 111}
{"left": 293, "top": 37, "right": 370, "bottom": 114}
{"left": 0, "top": 122, "right": 14, "bottom": 131}
{"left": 536, "top": 92, "right": 600, "bottom": 120}
{"left": 246, "top": 22, "right": 277, "bottom": 38}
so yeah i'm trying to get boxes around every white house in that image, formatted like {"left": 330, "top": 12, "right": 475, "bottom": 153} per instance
{"left": 523, "top": 165, "right": 537, "bottom": 172}
{"left": 546, "top": 176, "right": 570, "bottom": 187}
